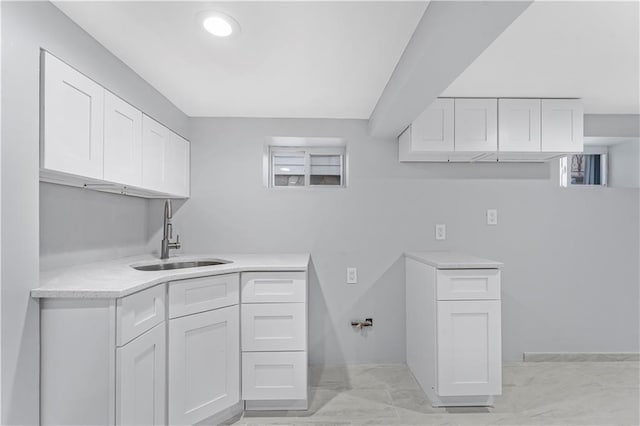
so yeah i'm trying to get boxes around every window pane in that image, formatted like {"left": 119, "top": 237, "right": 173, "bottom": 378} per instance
{"left": 310, "top": 155, "right": 342, "bottom": 186}
{"left": 272, "top": 152, "right": 306, "bottom": 186}
{"left": 274, "top": 175, "right": 305, "bottom": 186}
{"left": 571, "top": 154, "right": 602, "bottom": 185}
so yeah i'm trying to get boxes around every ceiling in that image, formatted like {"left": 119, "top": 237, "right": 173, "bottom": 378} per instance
{"left": 441, "top": 1, "right": 640, "bottom": 114}
{"left": 53, "top": 1, "right": 427, "bottom": 119}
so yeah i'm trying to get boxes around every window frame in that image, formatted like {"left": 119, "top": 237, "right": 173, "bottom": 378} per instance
{"left": 559, "top": 148, "right": 608, "bottom": 188}
{"left": 264, "top": 138, "right": 348, "bottom": 189}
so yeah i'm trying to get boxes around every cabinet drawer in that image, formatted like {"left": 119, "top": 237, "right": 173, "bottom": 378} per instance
{"left": 242, "top": 303, "right": 306, "bottom": 351}
{"left": 169, "top": 273, "right": 239, "bottom": 318}
{"left": 241, "top": 271, "right": 306, "bottom": 303}
{"left": 437, "top": 269, "right": 500, "bottom": 300}
{"left": 242, "top": 352, "right": 307, "bottom": 401}
{"left": 117, "top": 284, "right": 166, "bottom": 346}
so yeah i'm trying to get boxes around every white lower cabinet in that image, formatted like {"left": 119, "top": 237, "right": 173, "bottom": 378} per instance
{"left": 406, "top": 255, "right": 502, "bottom": 407}
{"left": 242, "top": 351, "right": 308, "bottom": 400}
{"left": 117, "top": 323, "right": 166, "bottom": 426}
{"left": 168, "top": 305, "right": 240, "bottom": 425}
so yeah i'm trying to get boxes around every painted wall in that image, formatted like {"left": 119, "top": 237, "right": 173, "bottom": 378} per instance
{"left": 1, "top": 2, "right": 187, "bottom": 423}
{"left": 608, "top": 140, "right": 640, "bottom": 189}
{"left": 152, "top": 117, "right": 640, "bottom": 365}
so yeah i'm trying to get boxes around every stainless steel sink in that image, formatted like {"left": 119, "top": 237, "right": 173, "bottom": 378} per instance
{"left": 132, "top": 259, "right": 232, "bottom": 271}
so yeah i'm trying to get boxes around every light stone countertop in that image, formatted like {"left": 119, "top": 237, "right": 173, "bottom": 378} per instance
{"left": 405, "top": 251, "right": 503, "bottom": 269}
{"left": 33, "top": 253, "right": 310, "bottom": 299}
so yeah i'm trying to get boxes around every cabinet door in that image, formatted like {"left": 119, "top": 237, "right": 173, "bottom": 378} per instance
{"left": 498, "top": 99, "right": 541, "bottom": 152}
{"left": 437, "top": 300, "right": 501, "bottom": 397}
{"left": 142, "top": 115, "right": 171, "bottom": 193}
{"left": 412, "top": 98, "right": 454, "bottom": 152}
{"left": 454, "top": 99, "right": 497, "bottom": 152}
{"left": 169, "top": 305, "right": 240, "bottom": 425}
{"left": 42, "top": 52, "right": 104, "bottom": 179}
{"left": 104, "top": 91, "right": 143, "bottom": 186}
{"left": 242, "top": 351, "right": 307, "bottom": 401}
{"left": 242, "top": 303, "right": 306, "bottom": 351}
{"left": 165, "top": 132, "right": 190, "bottom": 198}
{"left": 116, "top": 323, "right": 166, "bottom": 426}
{"left": 541, "top": 99, "right": 584, "bottom": 152}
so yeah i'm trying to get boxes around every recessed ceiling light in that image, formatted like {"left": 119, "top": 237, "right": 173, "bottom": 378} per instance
{"left": 200, "top": 11, "right": 240, "bottom": 38}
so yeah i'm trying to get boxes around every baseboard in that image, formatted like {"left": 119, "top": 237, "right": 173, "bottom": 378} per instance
{"left": 523, "top": 352, "right": 640, "bottom": 362}
{"left": 245, "top": 399, "right": 309, "bottom": 411}
{"left": 196, "top": 401, "right": 244, "bottom": 425}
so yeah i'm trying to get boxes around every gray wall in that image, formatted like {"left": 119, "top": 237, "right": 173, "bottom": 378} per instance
{"left": 159, "top": 117, "right": 639, "bottom": 365}
{"left": 608, "top": 141, "right": 640, "bottom": 189}
{"left": 1, "top": 2, "right": 187, "bottom": 423}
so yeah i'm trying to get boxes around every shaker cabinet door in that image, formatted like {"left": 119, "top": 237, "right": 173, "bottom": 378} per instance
{"left": 116, "top": 323, "right": 166, "bottom": 426}
{"left": 454, "top": 98, "right": 498, "bottom": 152}
{"left": 498, "top": 99, "right": 541, "bottom": 152}
{"left": 104, "top": 91, "right": 143, "bottom": 186}
{"left": 541, "top": 99, "right": 584, "bottom": 152}
{"left": 436, "top": 300, "right": 502, "bottom": 397}
{"left": 42, "top": 52, "right": 104, "bottom": 179}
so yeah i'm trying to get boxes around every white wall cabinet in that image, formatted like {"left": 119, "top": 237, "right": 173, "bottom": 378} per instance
{"left": 541, "top": 99, "right": 584, "bottom": 152}
{"left": 241, "top": 271, "right": 308, "bottom": 411}
{"left": 406, "top": 253, "right": 502, "bottom": 407}
{"left": 169, "top": 305, "right": 239, "bottom": 425}
{"left": 104, "top": 91, "right": 143, "bottom": 186}
{"left": 399, "top": 97, "right": 583, "bottom": 162}
{"left": 454, "top": 98, "right": 498, "bottom": 152}
{"left": 116, "top": 323, "right": 166, "bottom": 426}
{"left": 42, "top": 52, "right": 105, "bottom": 179}
{"left": 40, "top": 51, "right": 190, "bottom": 198}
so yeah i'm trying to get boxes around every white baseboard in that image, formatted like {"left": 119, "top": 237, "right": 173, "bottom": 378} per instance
{"left": 523, "top": 352, "right": 640, "bottom": 362}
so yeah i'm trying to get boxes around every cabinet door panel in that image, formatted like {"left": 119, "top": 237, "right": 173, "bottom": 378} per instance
{"left": 117, "top": 284, "right": 166, "bottom": 346}
{"left": 454, "top": 99, "right": 497, "bottom": 152}
{"left": 169, "top": 274, "right": 239, "bottom": 319}
{"left": 142, "top": 115, "right": 171, "bottom": 192}
{"left": 42, "top": 52, "right": 104, "bottom": 179}
{"left": 169, "top": 305, "right": 240, "bottom": 425}
{"left": 437, "top": 300, "right": 501, "bottom": 397}
{"left": 242, "top": 351, "right": 307, "bottom": 401}
{"left": 241, "top": 271, "right": 307, "bottom": 303}
{"left": 166, "top": 132, "right": 190, "bottom": 197}
{"left": 498, "top": 99, "right": 541, "bottom": 152}
{"left": 541, "top": 99, "right": 584, "bottom": 152}
{"left": 412, "top": 98, "right": 454, "bottom": 152}
{"left": 116, "top": 323, "right": 166, "bottom": 426}
{"left": 104, "top": 91, "right": 143, "bottom": 185}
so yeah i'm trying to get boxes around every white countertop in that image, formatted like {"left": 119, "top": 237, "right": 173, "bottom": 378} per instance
{"left": 33, "top": 253, "right": 310, "bottom": 299}
{"left": 405, "top": 251, "right": 503, "bottom": 269}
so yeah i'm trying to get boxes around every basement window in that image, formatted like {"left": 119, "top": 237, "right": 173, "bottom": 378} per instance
{"left": 265, "top": 137, "right": 347, "bottom": 188}
{"left": 560, "top": 151, "right": 608, "bottom": 187}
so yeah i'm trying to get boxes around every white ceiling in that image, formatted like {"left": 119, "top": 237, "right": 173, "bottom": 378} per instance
{"left": 53, "top": 1, "right": 427, "bottom": 119}
{"left": 441, "top": 1, "right": 640, "bottom": 114}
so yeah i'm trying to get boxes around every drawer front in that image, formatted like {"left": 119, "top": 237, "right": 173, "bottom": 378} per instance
{"left": 241, "top": 271, "right": 306, "bottom": 303}
{"left": 242, "top": 351, "right": 307, "bottom": 401}
{"left": 437, "top": 269, "right": 501, "bottom": 300}
{"left": 169, "top": 273, "right": 239, "bottom": 318}
{"left": 242, "top": 303, "right": 306, "bottom": 351}
{"left": 117, "top": 284, "right": 166, "bottom": 346}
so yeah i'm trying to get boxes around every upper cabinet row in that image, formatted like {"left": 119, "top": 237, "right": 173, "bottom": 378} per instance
{"left": 399, "top": 98, "right": 583, "bottom": 162}
{"left": 41, "top": 51, "right": 190, "bottom": 198}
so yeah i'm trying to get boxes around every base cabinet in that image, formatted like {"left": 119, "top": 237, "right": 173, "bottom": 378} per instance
{"left": 117, "top": 323, "right": 166, "bottom": 426}
{"left": 168, "top": 305, "right": 240, "bottom": 425}
{"left": 406, "top": 256, "right": 502, "bottom": 407}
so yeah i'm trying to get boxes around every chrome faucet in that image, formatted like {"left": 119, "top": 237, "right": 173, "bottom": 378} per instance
{"left": 161, "top": 199, "right": 181, "bottom": 259}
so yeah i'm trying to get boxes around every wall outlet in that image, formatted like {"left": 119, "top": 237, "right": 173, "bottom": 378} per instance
{"left": 487, "top": 209, "right": 498, "bottom": 225}
{"left": 435, "top": 224, "right": 446, "bottom": 240}
{"left": 347, "top": 267, "right": 358, "bottom": 284}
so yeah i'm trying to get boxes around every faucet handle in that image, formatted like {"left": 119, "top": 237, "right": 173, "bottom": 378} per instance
{"left": 175, "top": 234, "right": 181, "bottom": 248}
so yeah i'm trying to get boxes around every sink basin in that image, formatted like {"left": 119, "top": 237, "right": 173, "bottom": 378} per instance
{"left": 132, "top": 259, "right": 232, "bottom": 271}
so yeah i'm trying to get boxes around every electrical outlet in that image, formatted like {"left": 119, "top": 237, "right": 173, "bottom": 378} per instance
{"left": 347, "top": 267, "right": 358, "bottom": 284}
{"left": 435, "top": 224, "right": 446, "bottom": 240}
{"left": 487, "top": 209, "right": 498, "bottom": 225}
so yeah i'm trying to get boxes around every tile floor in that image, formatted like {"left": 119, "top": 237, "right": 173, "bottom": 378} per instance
{"left": 227, "top": 362, "right": 639, "bottom": 425}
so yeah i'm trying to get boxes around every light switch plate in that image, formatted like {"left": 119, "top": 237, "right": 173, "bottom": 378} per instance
{"left": 487, "top": 209, "right": 498, "bottom": 225}
{"left": 347, "top": 267, "right": 358, "bottom": 284}
{"left": 435, "top": 224, "right": 446, "bottom": 240}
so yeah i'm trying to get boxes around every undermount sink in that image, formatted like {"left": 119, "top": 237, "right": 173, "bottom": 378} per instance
{"left": 131, "top": 259, "right": 232, "bottom": 271}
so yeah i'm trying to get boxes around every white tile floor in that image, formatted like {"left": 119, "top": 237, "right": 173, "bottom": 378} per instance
{"left": 227, "top": 362, "right": 640, "bottom": 425}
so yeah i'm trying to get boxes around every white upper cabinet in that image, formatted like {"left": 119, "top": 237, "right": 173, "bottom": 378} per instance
{"left": 42, "top": 52, "right": 104, "bottom": 179}
{"left": 142, "top": 115, "right": 190, "bottom": 198}
{"left": 454, "top": 98, "right": 498, "bottom": 152}
{"left": 498, "top": 99, "right": 541, "bottom": 152}
{"left": 541, "top": 99, "right": 584, "bottom": 152}
{"left": 104, "top": 92, "right": 143, "bottom": 186}
{"left": 411, "top": 98, "right": 454, "bottom": 152}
